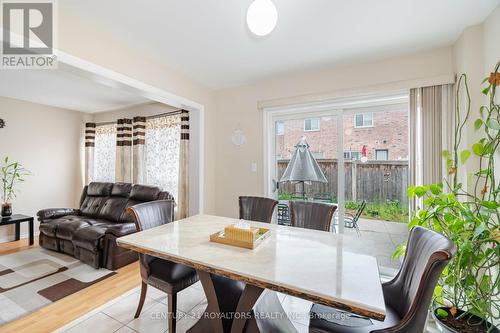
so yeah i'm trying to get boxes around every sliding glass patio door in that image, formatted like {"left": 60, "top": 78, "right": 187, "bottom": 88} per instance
{"left": 264, "top": 93, "right": 410, "bottom": 272}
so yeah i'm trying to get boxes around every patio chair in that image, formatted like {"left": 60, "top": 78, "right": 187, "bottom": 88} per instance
{"left": 308, "top": 226, "right": 456, "bottom": 333}
{"left": 239, "top": 196, "right": 278, "bottom": 223}
{"left": 344, "top": 200, "right": 366, "bottom": 236}
{"left": 289, "top": 201, "right": 337, "bottom": 232}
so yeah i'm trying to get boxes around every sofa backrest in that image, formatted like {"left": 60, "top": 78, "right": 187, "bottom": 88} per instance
{"left": 80, "top": 182, "right": 174, "bottom": 223}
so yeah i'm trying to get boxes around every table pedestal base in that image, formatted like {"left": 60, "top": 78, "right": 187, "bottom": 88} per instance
{"left": 187, "top": 270, "right": 298, "bottom": 333}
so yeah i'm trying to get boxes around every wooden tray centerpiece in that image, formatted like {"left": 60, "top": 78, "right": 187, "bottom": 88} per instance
{"left": 210, "top": 220, "right": 270, "bottom": 249}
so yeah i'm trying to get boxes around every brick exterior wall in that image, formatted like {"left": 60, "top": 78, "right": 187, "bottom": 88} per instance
{"left": 276, "top": 110, "right": 408, "bottom": 161}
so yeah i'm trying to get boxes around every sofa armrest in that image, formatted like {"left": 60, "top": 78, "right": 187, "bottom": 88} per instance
{"left": 105, "top": 223, "right": 137, "bottom": 238}
{"left": 37, "top": 208, "right": 80, "bottom": 222}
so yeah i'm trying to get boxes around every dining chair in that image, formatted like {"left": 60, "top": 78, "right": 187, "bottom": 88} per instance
{"left": 309, "top": 226, "right": 456, "bottom": 333}
{"left": 289, "top": 200, "right": 337, "bottom": 231}
{"left": 239, "top": 196, "right": 278, "bottom": 223}
{"left": 128, "top": 200, "right": 198, "bottom": 333}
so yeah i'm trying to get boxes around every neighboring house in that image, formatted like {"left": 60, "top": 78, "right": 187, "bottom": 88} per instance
{"left": 275, "top": 110, "right": 409, "bottom": 161}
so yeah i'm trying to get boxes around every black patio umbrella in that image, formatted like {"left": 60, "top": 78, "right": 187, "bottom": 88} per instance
{"left": 279, "top": 137, "right": 327, "bottom": 198}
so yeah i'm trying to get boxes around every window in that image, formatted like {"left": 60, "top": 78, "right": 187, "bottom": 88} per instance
{"left": 145, "top": 115, "right": 181, "bottom": 200}
{"left": 304, "top": 118, "right": 320, "bottom": 131}
{"left": 276, "top": 121, "right": 284, "bottom": 135}
{"left": 311, "top": 151, "right": 324, "bottom": 159}
{"left": 354, "top": 113, "right": 373, "bottom": 128}
{"left": 93, "top": 124, "right": 116, "bottom": 182}
{"left": 344, "top": 151, "right": 362, "bottom": 160}
{"left": 375, "top": 149, "right": 389, "bottom": 160}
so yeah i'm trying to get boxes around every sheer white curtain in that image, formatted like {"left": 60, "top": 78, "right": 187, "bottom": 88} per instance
{"left": 145, "top": 114, "right": 181, "bottom": 202}
{"left": 93, "top": 123, "right": 117, "bottom": 182}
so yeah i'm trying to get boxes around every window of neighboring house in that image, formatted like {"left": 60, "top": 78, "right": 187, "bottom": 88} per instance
{"left": 93, "top": 123, "right": 117, "bottom": 182}
{"left": 375, "top": 149, "right": 389, "bottom": 160}
{"left": 145, "top": 115, "right": 181, "bottom": 200}
{"left": 276, "top": 121, "right": 284, "bottom": 135}
{"left": 354, "top": 113, "right": 374, "bottom": 128}
{"left": 304, "top": 118, "right": 320, "bottom": 131}
{"left": 344, "top": 151, "right": 362, "bottom": 160}
{"left": 311, "top": 151, "right": 325, "bottom": 159}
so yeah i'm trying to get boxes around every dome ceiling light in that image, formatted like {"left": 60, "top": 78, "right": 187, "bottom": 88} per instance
{"left": 246, "top": 0, "right": 278, "bottom": 37}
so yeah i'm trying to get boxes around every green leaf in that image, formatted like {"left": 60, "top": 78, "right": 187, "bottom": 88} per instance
{"left": 436, "top": 308, "right": 449, "bottom": 319}
{"left": 474, "top": 118, "right": 483, "bottom": 130}
{"left": 430, "top": 184, "right": 442, "bottom": 195}
{"left": 407, "top": 185, "right": 416, "bottom": 198}
{"left": 480, "top": 200, "right": 499, "bottom": 209}
{"left": 414, "top": 186, "right": 428, "bottom": 197}
{"left": 442, "top": 150, "right": 450, "bottom": 159}
{"left": 460, "top": 150, "right": 471, "bottom": 165}
{"left": 482, "top": 86, "right": 490, "bottom": 95}
{"left": 485, "top": 118, "right": 500, "bottom": 130}
{"left": 473, "top": 222, "right": 487, "bottom": 238}
{"left": 472, "top": 143, "right": 484, "bottom": 156}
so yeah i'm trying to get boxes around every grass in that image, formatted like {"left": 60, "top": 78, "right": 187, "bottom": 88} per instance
{"left": 278, "top": 192, "right": 409, "bottom": 223}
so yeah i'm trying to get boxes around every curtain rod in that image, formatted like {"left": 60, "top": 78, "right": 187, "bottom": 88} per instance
{"left": 94, "top": 109, "right": 184, "bottom": 126}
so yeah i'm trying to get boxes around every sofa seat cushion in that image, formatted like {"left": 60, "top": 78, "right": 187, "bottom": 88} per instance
{"left": 39, "top": 215, "right": 81, "bottom": 237}
{"left": 73, "top": 224, "right": 117, "bottom": 252}
{"left": 147, "top": 258, "right": 198, "bottom": 294}
{"left": 55, "top": 218, "right": 93, "bottom": 240}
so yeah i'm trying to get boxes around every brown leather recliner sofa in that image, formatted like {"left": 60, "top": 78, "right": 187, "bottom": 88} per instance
{"left": 38, "top": 182, "right": 174, "bottom": 270}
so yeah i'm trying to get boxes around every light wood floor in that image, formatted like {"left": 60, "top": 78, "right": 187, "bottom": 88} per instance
{"left": 0, "top": 237, "right": 141, "bottom": 333}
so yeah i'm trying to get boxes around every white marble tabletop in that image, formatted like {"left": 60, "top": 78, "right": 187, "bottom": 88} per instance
{"left": 117, "top": 214, "right": 386, "bottom": 320}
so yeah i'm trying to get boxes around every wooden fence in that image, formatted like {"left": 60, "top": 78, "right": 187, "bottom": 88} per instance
{"left": 277, "top": 159, "right": 409, "bottom": 204}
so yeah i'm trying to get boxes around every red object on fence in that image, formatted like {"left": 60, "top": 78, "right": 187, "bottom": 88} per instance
{"left": 361, "top": 145, "right": 367, "bottom": 157}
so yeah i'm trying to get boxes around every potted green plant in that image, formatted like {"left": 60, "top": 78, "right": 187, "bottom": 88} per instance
{"left": 0, "top": 157, "right": 31, "bottom": 217}
{"left": 394, "top": 62, "right": 500, "bottom": 333}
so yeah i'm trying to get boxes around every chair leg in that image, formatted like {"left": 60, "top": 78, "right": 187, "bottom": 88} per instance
{"left": 354, "top": 222, "right": 361, "bottom": 236}
{"left": 134, "top": 282, "right": 148, "bottom": 318}
{"left": 168, "top": 292, "right": 177, "bottom": 333}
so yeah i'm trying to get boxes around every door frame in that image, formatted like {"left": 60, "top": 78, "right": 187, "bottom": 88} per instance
{"left": 262, "top": 92, "right": 408, "bottom": 232}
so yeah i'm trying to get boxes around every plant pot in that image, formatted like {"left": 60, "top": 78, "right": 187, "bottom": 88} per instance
{"left": 1, "top": 202, "right": 12, "bottom": 217}
{"left": 432, "top": 307, "right": 500, "bottom": 333}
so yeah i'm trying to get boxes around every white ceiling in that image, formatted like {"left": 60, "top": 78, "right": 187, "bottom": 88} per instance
{"left": 0, "top": 68, "right": 150, "bottom": 113}
{"left": 61, "top": 0, "right": 499, "bottom": 89}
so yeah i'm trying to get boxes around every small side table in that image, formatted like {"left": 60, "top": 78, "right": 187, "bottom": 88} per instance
{"left": 0, "top": 214, "right": 34, "bottom": 245}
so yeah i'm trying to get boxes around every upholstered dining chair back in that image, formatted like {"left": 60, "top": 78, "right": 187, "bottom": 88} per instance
{"left": 128, "top": 200, "right": 175, "bottom": 231}
{"left": 239, "top": 196, "right": 278, "bottom": 223}
{"left": 289, "top": 201, "right": 337, "bottom": 231}
{"left": 127, "top": 200, "right": 175, "bottom": 280}
{"left": 378, "top": 226, "right": 456, "bottom": 333}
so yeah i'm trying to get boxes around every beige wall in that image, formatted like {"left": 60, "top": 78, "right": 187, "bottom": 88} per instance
{"left": 213, "top": 47, "right": 455, "bottom": 218}
{"left": 0, "top": 97, "right": 88, "bottom": 241}
{"left": 452, "top": 4, "right": 500, "bottom": 190}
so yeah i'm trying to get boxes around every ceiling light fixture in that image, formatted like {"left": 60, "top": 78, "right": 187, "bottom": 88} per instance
{"left": 246, "top": 0, "right": 278, "bottom": 37}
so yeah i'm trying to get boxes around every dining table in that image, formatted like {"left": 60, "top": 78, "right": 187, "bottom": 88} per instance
{"left": 117, "top": 214, "right": 386, "bottom": 333}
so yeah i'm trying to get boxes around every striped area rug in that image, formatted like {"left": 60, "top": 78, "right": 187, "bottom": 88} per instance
{"left": 0, "top": 247, "right": 115, "bottom": 325}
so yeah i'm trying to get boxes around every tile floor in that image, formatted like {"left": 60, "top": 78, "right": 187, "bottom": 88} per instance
{"left": 54, "top": 282, "right": 309, "bottom": 333}
{"left": 55, "top": 279, "right": 442, "bottom": 333}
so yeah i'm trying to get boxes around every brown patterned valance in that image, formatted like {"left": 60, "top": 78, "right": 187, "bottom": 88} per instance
{"left": 116, "top": 119, "right": 132, "bottom": 146}
{"left": 85, "top": 123, "right": 96, "bottom": 147}
{"left": 180, "top": 110, "right": 189, "bottom": 140}
{"left": 133, "top": 116, "right": 146, "bottom": 145}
